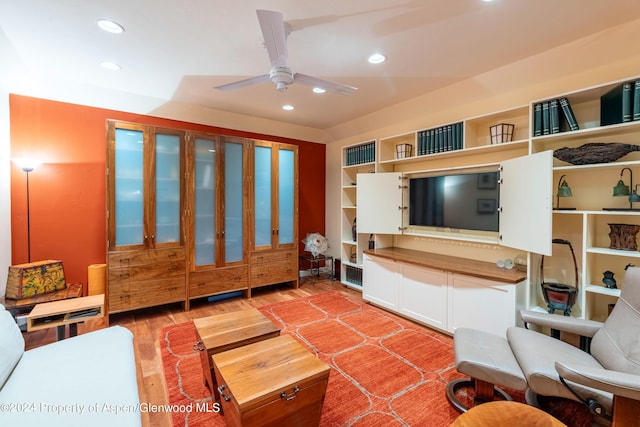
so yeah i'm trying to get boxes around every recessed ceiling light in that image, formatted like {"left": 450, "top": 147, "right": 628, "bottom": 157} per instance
{"left": 368, "top": 53, "right": 386, "bottom": 64}
{"left": 97, "top": 18, "right": 125, "bottom": 34}
{"left": 282, "top": 105, "right": 294, "bottom": 111}
{"left": 100, "top": 61, "right": 121, "bottom": 70}
{"left": 312, "top": 87, "right": 326, "bottom": 94}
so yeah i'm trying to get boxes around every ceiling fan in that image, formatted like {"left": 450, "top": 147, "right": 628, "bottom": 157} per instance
{"left": 215, "top": 9, "right": 357, "bottom": 95}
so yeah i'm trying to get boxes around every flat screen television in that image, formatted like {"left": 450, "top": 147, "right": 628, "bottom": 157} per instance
{"left": 408, "top": 171, "right": 500, "bottom": 232}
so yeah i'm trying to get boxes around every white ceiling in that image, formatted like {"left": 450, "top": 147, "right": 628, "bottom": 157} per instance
{"left": 2, "top": 0, "right": 640, "bottom": 131}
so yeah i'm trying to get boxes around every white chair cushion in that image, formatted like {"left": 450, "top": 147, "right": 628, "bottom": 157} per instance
{"left": 0, "top": 304, "right": 25, "bottom": 389}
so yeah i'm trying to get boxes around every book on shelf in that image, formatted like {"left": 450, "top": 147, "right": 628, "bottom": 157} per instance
{"left": 559, "top": 97, "right": 579, "bottom": 131}
{"left": 533, "top": 98, "right": 579, "bottom": 135}
{"left": 533, "top": 102, "right": 543, "bottom": 136}
{"left": 345, "top": 141, "right": 375, "bottom": 166}
{"left": 634, "top": 79, "right": 640, "bottom": 121}
{"left": 600, "top": 81, "right": 635, "bottom": 126}
{"left": 549, "top": 99, "right": 560, "bottom": 134}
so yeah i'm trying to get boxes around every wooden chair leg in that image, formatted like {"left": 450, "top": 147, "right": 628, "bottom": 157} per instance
{"left": 474, "top": 379, "right": 495, "bottom": 405}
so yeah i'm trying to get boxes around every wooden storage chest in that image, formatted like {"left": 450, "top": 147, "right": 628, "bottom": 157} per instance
{"left": 212, "top": 334, "right": 330, "bottom": 427}
{"left": 193, "top": 308, "right": 280, "bottom": 399}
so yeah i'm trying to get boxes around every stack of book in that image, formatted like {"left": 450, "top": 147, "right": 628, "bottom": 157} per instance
{"left": 345, "top": 141, "right": 375, "bottom": 166}
{"left": 345, "top": 265, "right": 363, "bottom": 286}
{"left": 600, "top": 79, "right": 640, "bottom": 126}
{"left": 416, "top": 122, "right": 463, "bottom": 156}
{"left": 533, "top": 98, "right": 579, "bottom": 136}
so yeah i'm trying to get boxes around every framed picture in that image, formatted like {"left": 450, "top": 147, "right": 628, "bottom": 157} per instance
{"left": 477, "top": 198, "right": 497, "bottom": 214}
{"left": 477, "top": 173, "right": 497, "bottom": 189}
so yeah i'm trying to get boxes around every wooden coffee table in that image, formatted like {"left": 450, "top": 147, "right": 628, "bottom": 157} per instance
{"left": 193, "top": 308, "right": 281, "bottom": 401}
{"left": 212, "top": 334, "right": 331, "bottom": 427}
{"left": 26, "top": 294, "right": 105, "bottom": 340}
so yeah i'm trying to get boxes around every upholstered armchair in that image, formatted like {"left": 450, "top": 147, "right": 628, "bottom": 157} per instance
{"left": 448, "top": 267, "right": 640, "bottom": 426}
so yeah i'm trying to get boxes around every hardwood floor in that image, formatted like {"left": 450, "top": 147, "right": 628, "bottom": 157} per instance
{"left": 23, "top": 278, "right": 362, "bottom": 427}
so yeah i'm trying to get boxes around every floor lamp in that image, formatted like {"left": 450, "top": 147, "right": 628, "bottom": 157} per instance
{"left": 12, "top": 158, "right": 42, "bottom": 263}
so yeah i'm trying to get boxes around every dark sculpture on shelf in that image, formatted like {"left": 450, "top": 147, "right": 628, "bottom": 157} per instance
{"left": 553, "top": 142, "right": 640, "bottom": 165}
{"left": 602, "top": 271, "right": 617, "bottom": 289}
{"left": 608, "top": 223, "right": 640, "bottom": 251}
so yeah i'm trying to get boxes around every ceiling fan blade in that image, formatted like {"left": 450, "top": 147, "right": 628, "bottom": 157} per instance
{"left": 294, "top": 73, "right": 358, "bottom": 95}
{"left": 256, "top": 9, "right": 289, "bottom": 68}
{"left": 215, "top": 74, "right": 270, "bottom": 92}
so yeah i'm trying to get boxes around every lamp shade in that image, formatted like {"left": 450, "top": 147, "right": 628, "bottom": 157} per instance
{"left": 630, "top": 190, "right": 640, "bottom": 203}
{"left": 12, "top": 158, "right": 42, "bottom": 172}
{"left": 558, "top": 181, "right": 573, "bottom": 197}
{"left": 489, "top": 123, "right": 515, "bottom": 144}
{"left": 613, "top": 179, "right": 630, "bottom": 196}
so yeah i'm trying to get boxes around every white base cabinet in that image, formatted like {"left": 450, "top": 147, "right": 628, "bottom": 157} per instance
{"left": 399, "top": 263, "right": 448, "bottom": 330}
{"left": 362, "top": 255, "right": 398, "bottom": 311}
{"left": 448, "top": 273, "right": 524, "bottom": 337}
{"left": 363, "top": 253, "right": 526, "bottom": 337}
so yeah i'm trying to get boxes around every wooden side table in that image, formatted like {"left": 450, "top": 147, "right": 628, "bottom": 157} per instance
{"left": 27, "top": 294, "right": 105, "bottom": 340}
{"left": 193, "top": 308, "right": 281, "bottom": 402}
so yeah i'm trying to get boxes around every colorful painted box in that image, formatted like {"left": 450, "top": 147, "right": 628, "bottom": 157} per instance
{"left": 5, "top": 260, "right": 67, "bottom": 300}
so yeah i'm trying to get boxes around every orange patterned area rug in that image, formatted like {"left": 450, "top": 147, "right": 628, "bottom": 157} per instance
{"left": 159, "top": 291, "right": 592, "bottom": 426}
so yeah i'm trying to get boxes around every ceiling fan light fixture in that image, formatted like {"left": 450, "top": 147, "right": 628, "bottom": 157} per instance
{"left": 313, "top": 87, "right": 326, "bottom": 94}
{"left": 368, "top": 53, "right": 386, "bottom": 64}
{"left": 97, "top": 18, "right": 125, "bottom": 34}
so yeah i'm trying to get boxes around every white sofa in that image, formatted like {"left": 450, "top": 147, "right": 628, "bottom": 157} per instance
{"left": 0, "top": 303, "right": 141, "bottom": 427}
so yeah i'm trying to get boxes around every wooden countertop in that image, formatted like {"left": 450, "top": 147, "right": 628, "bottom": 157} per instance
{"left": 363, "top": 247, "right": 527, "bottom": 284}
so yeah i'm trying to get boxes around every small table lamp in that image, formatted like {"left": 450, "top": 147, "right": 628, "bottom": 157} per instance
{"left": 555, "top": 175, "right": 575, "bottom": 210}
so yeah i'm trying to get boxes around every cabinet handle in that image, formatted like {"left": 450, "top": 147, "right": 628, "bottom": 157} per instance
{"left": 168, "top": 265, "right": 179, "bottom": 272}
{"left": 119, "top": 258, "right": 130, "bottom": 264}
{"left": 256, "top": 256, "right": 264, "bottom": 261}
{"left": 168, "top": 252, "right": 177, "bottom": 258}
{"left": 280, "top": 386, "right": 300, "bottom": 401}
{"left": 257, "top": 273, "right": 264, "bottom": 278}
{"left": 398, "top": 206, "right": 407, "bottom": 210}
{"left": 221, "top": 230, "right": 225, "bottom": 237}
{"left": 197, "top": 282, "right": 205, "bottom": 287}
{"left": 398, "top": 185, "right": 408, "bottom": 189}
{"left": 119, "top": 272, "right": 130, "bottom": 278}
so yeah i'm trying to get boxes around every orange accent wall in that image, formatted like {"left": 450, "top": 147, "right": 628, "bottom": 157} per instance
{"left": 9, "top": 94, "right": 325, "bottom": 293}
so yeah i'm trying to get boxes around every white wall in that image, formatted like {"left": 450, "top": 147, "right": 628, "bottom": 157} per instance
{"left": 324, "top": 18, "right": 640, "bottom": 263}
{"left": 0, "top": 91, "right": 11, "bottom": 297}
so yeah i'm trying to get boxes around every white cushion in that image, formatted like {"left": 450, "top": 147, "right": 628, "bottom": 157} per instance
{"left": 0, "top": 325, "right": 141, "bottom": 427}
{"left": 0, "top": 304, "right": 25, "bottom": 389}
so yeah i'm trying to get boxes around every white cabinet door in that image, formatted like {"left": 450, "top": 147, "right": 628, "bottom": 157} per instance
{"left": 500, "top": 150, "right": 553, "bottom": 256}
{"left": 357, "top": 172, "right": 403, "bottom": 234}
{"left": 363, "top": 254, "right": 399, "bottom": 310}
{"left": 399, "top": 263, "right": 448, "bottom": 330}
{"left": 448, "top": 273, "right": 519, "bottom": 337}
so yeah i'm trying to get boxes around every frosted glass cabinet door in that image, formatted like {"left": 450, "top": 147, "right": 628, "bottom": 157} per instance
{"left": 278, "top": 147, "right": 295, "bottom": 245}
{"left": 225, "top": 141, "right": 244, "bottom": 262}
{"left": 194, "top": 137, "right": 216, "bottom": 266}
{"left": 114, "top": 128, "right": 144, "bottom": 246}
{"left": 254, "top": 145, "right": 272, "bottom": 247}
{"left": 155, "top": 133, "right": 182, "bottom": 244}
